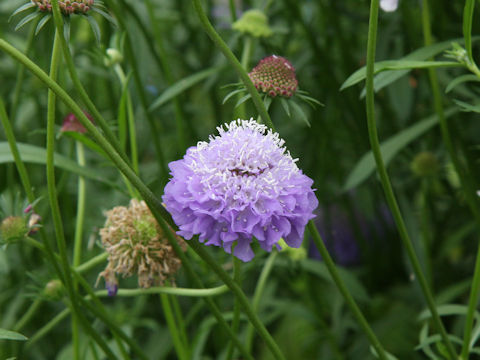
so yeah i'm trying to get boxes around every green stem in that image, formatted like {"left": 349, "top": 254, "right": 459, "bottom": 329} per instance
{"left": 160, "top": 294, "right": 189, "bottom": 360}
{"left": 463, "top": 0, "right": 476, "bottom": 63}
{"left": 170, "top": 294, "right": 189, "bottom": 357}
{"left": 308, "top": 222, "right": 388, "bottom": 360}
{"left": 419, "top": 179, "right": 433, "bottom": 288}
{"left": 366, "top": 1, "right": 456, "bottom": 358}
{"left": 26, "top": 308, "right": 70, "bottom": 348}
{"left": 49, "top": 2, "right": 132, "bottom": 168}
{"left": 226, "top": 254, "right": 242, "bottom": 360}
{"left": 189, "top": 239, "right": 285, "bottom": 360}
{"left": 236, "top": 36, "right": 254, "bottom": 119}
{"left": 0, "top": 98, "right": 35, "bottom": 202}
{"left": 75, "top": 252, "right": 109, "bottom": 274}
{"left": 9, "top": 19, "right": 37, "bottom": 122}
{"left": 73, "top": 142, "right": 86, "bottom": 268}
{"left": 245, "top": 251, "right": 277, "bottom": 353}
{"left": 13, "top": 297, "right": 42, "bottom": 332}
{"left": 72, "top": 141, "right": 86, "bottom": 360}
{"left": 0, "top": 37, "right": 252, "bottom": 360}
{"left": 192, "top": 0, "right": 274, "bottom": 129}
{"left": 113, "top": 64, "right": 139, "bottom": 175}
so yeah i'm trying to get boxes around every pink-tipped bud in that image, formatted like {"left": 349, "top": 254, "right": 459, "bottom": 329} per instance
{"left": 32, "top": 0, "right": 94, "bottom": 15}
{"left": 60, "top": 112, "right": 94, "bottom": 134}
{"left": 248, "top": 55, "right": 298, "bottom": 98}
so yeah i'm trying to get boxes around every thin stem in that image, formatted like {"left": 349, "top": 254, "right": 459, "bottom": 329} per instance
{"left": 49, "top": 2, "right": 132, "bottom": 168}
{"left": 463, "top": 0, "right": 476, "bottom": 63}
{"left": 9, "top": 19, "right": 37, "bottom": 122}
{"left": 170, "top": 294, "right": 190, "bottom": 357}
{"left": 366, "top": 0, "right": 456, "bottom": 358}
{"left": 245, "top": 251, "right": 278, "bottom": 353}
{"left": 189, "top": 239, "right": 286, "bottom": 360}
{"left": 236, "top": 36, "right": 254, "bottom": 119}
{"left": 228, "top": 0, "right": 237, "bottom": 22}
{"left": 72, "top": 141, "right": 86, "bottom": 360}
{"left": 0, "top": 38, "right": 252, "bottom": 360}
{"left": 0, "top": 98, "right": 35, "bottom": 202}
{"left": 160, "top": 294, "right": 189, "bottom": 360}
{"left": 308, "top": 222, "right": 388, "bottom": 360}
{"left": 13, "top": 297, "right": 42, "bottom": 332}
{"left": 192, "top": 0, "right": 274, "bottom": 129}
{"left": 226, "top": 254, "right": 242, "bottom": 360}
{"left": 75, "top": 252, "right": 108, "bottom": 274}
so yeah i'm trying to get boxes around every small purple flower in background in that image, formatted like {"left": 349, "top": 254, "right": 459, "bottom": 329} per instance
{"left": 163, "top": 119, "right": 318, "bottom": 262}
{"left": 380, "top": 0, "right": 399, "bottom": 12}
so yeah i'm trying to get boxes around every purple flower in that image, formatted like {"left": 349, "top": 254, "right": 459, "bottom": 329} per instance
{"left": 162, "top": 119, "right": 318, "bottom": 262}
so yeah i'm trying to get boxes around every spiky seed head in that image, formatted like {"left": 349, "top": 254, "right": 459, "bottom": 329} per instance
{"left": 97, "top": 199, "right": 186, "bottom": 290}
{"left": 248, "top": 55, "right": 298, "bottom": 98}
{"left": 0, "top": 216, "right": 28, "bottom": 244}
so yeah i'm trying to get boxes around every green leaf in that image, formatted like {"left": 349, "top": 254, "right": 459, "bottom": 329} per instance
{"left": 341, "top": 60, "right": 460, "bottom": 91}
{"left": 222, "top": 88, "right": 245, "bottom": 104}
{"left": 280, "top": 98, "right": 291, "bottom": 117}
{"left": 0, "top": 142, "right": 115, "bottom": 187}
{"left": 0, "top": 328, "right": 27, "bottom": 341}
{"left": 234, "top": 94, "right": 252, "bottom": 108}
{"left": 299, "top": 259, "right": 369, "bottom": 302}
{"left": 35, "top": 13, "right": 51, "bottom": 35}
{"left": 445, "top": 74, "right": 480, "bottom": 93}
{"left": 289, "top": 100, "right": 310, "bottom": 127}
{"left": 370, "top": 345, "right": 399, "bottom": 360}
{"left": 341, "top": 37, "right": 480, "bottom": 94}
{"left": 9, "top": 3, "right": 36, "bottom": 20}
{"left": 14, "top": 12, "right": 41, "bottom": 31}
{"left": 343, "top": 107, "right": 458, "bottom": 191}
{"left": 149, "top": 66, "right": 223, "bottom": 112}
{"left": 453, "top": 99, "right": 480, "bottom": 113}
{"left": 264, "top": 96, "right": 272, "bottom": 111}
{"left": 86, "top": 14, "right": 101, "bottom": 43}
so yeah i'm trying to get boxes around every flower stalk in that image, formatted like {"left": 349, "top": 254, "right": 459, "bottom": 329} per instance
{"left": 365, "top": 0, "right": 457, "bottom": 358}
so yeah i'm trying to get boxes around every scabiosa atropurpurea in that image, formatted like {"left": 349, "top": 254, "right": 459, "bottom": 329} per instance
{"left": 223, "top": 56, "right": 322, "bottom": 126}
{"left": 162, "top": 119, "right": 318, "bottom": 262}
{"left": 97, "top": 199, "right": 187, "bottom": 294}
{"left": 248, "top": 55, "right": 298, "bottom": 98}
{"left": 11, "top": 0, "right": 113, "bottom": 40}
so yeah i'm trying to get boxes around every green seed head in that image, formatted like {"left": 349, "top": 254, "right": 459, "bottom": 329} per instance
{"left": 249, "top": 55, "right": 298, "bottom": 98}
{"left": 0, "top": 216, "right": 27, "bottom": 244}
{"left": 98, "top": 199, "right": 186, "bottom": 289}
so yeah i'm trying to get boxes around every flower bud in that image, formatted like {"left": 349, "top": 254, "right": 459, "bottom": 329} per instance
{"left": 0, "top": 216, "right": 27, "bottom": 244}
{"left": 249, "top": 56, "right": 298, "bottom": 98}
{"left": 61, "top": 112, "right": 94, "bottom": 134}
{"left": 43, "top": 279, "right": 64, "bottom": 300}
{"left": 232, "top": 9, "right": 272, "bottom": 38}
{"left": 410, "top": 151, "right": 439, "bottom": 177}
{"left": 32, "top": 0, "right": 94, "bottom": 15}
{"left": 104, "top": 48, "right": 124, "bottom": 67}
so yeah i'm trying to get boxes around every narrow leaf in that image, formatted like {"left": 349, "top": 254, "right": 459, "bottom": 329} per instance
{"left": 222, "top": 88, "right": 245, "bottom": 104}
{"left": 15, "top": 12, "right": 41, "bottom": 31}
{"left": 35, "top": 14, "right": 51, "bottom": 35}
{"left": 445, "top": 74, "right": 480, "bottom": 93}
{"left": 341, "top": 60, "right": 460, "bottom": 91}
{"left": 0, "top": 328, "right": 27, "bottom": 341}
{"left": 234, "top": 94, "right": 252, "bottom": 108}
{"left": 9, "top": 3, "right": 36, "bottom": 20}
{"left": 86, "top": 14, "right": 101, "bottom": 43}
{"left": 453, "top": 99, "right": 480, "bottom": 113}
{"left": 149, "top": 66, "right": 223, "bottom": 112}
{"left": 289, "top": 100, "right": 310, "bottom": 127}
{"left": 280, "top": 98, "right": 291, "bottom": 117}
{"left": 343, "top": 107, "right": 458, "bottom": 191}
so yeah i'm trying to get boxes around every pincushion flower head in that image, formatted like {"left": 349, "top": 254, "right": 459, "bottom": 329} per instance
{"left": 97, "top": 199, "right": 186, "bottom": 294}
{"left": 162, "top": 119, "right": 318, "bottom": 262}
{"left": 11, "top": 0, "right": 113, "bottom": 40}
{"left": 224, "top": 56, "right": 322, "bottom": 126}
{"left": 249, "top": 55, "right": 298, "bottom": 98}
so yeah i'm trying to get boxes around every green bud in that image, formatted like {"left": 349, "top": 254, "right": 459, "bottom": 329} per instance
{"left": 410, "top": 151, "right": 439, "bottom": 177}
{"left": 277, "top": 238, "right": 307, "bottom": 261}
{"left": 104, "top": 48, "right": 123, "bottom": 67}
{"left": 43, "top": 279, "right": 64, "bottom": 300}
{"left": 232, "top": 9, "right": 273, "bottom": 38}
{"left": 0, "top": 216, "right": 27, "bottom": 244}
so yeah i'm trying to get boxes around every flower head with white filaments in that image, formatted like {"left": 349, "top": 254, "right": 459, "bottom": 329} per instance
{"left": 162, "top": 119, "right": 318, "bottom": 262}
